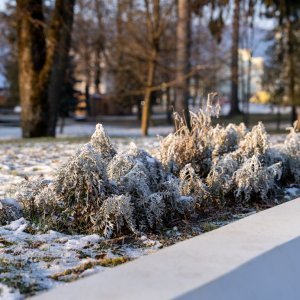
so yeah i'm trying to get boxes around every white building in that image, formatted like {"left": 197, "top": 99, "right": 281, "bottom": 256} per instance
{"left": 217, "top": 48, "right": 265, "bottom": 105}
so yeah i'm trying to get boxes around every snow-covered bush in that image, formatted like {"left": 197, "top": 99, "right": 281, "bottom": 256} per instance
{"left": 206, "top": 153, "right": 239, "bottom": 204}
{"left": 179, "top": 164, "right": 208, "bottom": 207}
{"left": 90, "top": 124, "right": 117, "bottom": 164}
{"left": 96, "top": 195, "right": 137, "bottom": 237}
{"left": 17, "top": 125, "right": 189, "bottom": 237}
{"left": 18, "top": 130, "right": 118, "bottom": 233}
{"left": 284, "top": 129, "right": 300, "bottom": 182}
{"left": 159, "top": 110, "right": 213, "bottom": 177}
{"left": 0, "top": 198, "right": 22, "bottom": 225}
{"left": 159, "top": 98, "right": 247, "bottom": 178}
{"left": 233, "top": 156, "right": 282, "bottom": 203}
{"left": 211, "top": 123, "right": 247, "bottom": 159}
{"left": 158, "top": 96, "right": 297, "bottom": 210}
{"left": 237, "top": 122, "right": 269, "bottom": 159}
{"left": 265, "top": 147, "right": 290, "bottom": 182}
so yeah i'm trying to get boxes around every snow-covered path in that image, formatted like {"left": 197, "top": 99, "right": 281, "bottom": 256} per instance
{"left": 0, "top": 124, "right": 174, "bottom": 140}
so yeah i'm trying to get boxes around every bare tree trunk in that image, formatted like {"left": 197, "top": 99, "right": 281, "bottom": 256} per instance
{"left": 17, "top": 0, "right": 75, "bottom": 138}
{"left": 141, "top": 52, "right": 157, "bottom": 135}
{"left": 244, "top": 49, "right": 252, "bottom": 127}
{"left": 294, "top": 112, "right": 300, "bottom": 132}
{"left": 17, "top": 0, "right": 48, "bottom": 137}
{"left": 244, "top": 6, "right": 255, "bottom": 127}
{"left": 291, "top": 106, "right": 297, "bottom": 124}
{"left": 286, "top": 17, "right": 299, "bottom": 126}
{"left": 47, "top": 0, "right": 75, "bottom": 136}
{"left": 166, "top": 87, "right": 172, "bottom": 125}
{"left": 115, "top": 0, "right": 126, "bottom": 105}
{"left": 94, "top": 50, "right": 101, "bottom": 94}
{"left": 276, "top": 106, "right": 281, "bottom": 131}
{"left": 240, "top": 53, "right": 245, "bottom": 112}
{"left": 94, "top": 0, "right": 105, "bottom": 94}
{"left": 229, "top": 0, "right": 241, "bottom": 115}
{"left": 175, "top": 0, "right": 191, "bottom": 129}
{"left": 85, "top": 81, "right": 90, "bottom": 116}
{"left": 141, "top": 0, "right": 160, "bottom": 136}
{"left": 59, "top": 116, "right": 65, "bottom": 134}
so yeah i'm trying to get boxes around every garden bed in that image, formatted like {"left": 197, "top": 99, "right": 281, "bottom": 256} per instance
{"left": 1, "top": 109, "right": 299, "bottom": 298}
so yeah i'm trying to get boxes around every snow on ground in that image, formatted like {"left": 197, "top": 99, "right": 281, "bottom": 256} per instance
{"left": 0, "top": 124, "right": 174, "bottom": 140}
{"left": 0, "top": 136, "right": 163, "bottom": 299}
{"left": 0, "top": 283, "right": 21, "bottom": 300}
{"left": 284, "top": 186, "right": 300, "bottom": 201}
{"left": 0, "top": 217, "right": 162, "bottom": 299}
{"left": 220, "top": 103, "right": 292, "bottom": 115}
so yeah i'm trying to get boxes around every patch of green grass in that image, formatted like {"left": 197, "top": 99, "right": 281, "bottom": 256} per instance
{"left": 50, "top": 257, "right": 131, "bottom": 281}
{"left": 0, "top": 238, "right": 15, "bottom": 246}
{"left": 29, "top": 256, "right": 58, "bottom": 263}
{"left": 25, "top": 240, "right": 44, "bottom": 249}
{"left": 201, "top": 222, "right": 220, "bottom": 232}
{"left": 76, "top": 250, "right": 90, "bottom": 259}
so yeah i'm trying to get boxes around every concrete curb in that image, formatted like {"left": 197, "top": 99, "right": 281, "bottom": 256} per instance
{"left": 34, "top": 198, "right": 300, "bottom": 300}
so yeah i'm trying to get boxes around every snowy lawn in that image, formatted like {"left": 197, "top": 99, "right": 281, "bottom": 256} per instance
{"left": 0, "top": 134, "right": 299, "bottom": 299}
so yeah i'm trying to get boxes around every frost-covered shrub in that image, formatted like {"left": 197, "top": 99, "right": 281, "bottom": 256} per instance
{"left": 159, "top": 111, "right": 213, "bottom": 177}
{"left": 17, "top": 179, "right": 57, "bottom": 221}
{"left": 265, "top": 147, "right": 290, "bottom": 182}
{"left": 107, "top": 152, "right": 136, "bottom": 182}
{"left": 284, "top": 129, "right": 300, "bottom": 182}
{"left": 55, "top": 144, "right": 112, "bottom": 204}
{"left": 211, "top": 124, "right": 245, "bottom": 158}
{"left": 237, "top": 122, "right": 269, "bottom": 159}
{"left": 159, "top": 98, "right": 248, "bottom": 178}
{"left": 90, "top": 124, "right": 117, "bottom": 164}
{"left": 206, "top": 153, "right": 239, "bottom": 204}
{"left": 233, "top": 156, "right": 282, "bottom": 203}
{"left": 179, "top": 164, "right": 209, "bottom": 207}
{"left": 97, "top": 195, "right": 137, "bottom": 237}
{"left": 17, "top": 126, "right": 118, "bottom": 233}
{"left": 0, "top": 198, "right": 22, "bottom": 225}
{"left": 158, "top": 96, "right": 293, "bottom": 209}
{"left": 17, "top": 125, "right": 187, "bottom": 237}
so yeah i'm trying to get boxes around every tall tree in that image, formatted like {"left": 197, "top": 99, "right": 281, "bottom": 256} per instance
{"left": 141, "top": 0, "right": 161, "bottom": 136}
{"left": 93, "top": 0, "right": 105, "bottom": 94}
{"left": 263, "top": 0, "right": 300, "bottom": 125}
{"left": 175, "top": 0, "right": 191, "bottom": 129}
{"left": 1, "top": 3, "right": 19, "bottom": 106}
{"left": 286, "top": 5, "right": 297, "bottom": 125}
{"left": 17, "top": 0, "right": 75, "bottom": 137}
{"left": 230, "top": 0, "right": 241, "bottom": 115}
{"left": 47, "top": 1, "right": 76, "bottom": 136}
